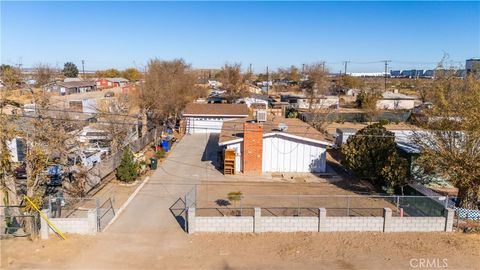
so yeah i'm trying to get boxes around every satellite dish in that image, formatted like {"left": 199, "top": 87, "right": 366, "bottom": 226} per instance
{"left": 278, "top": 123, "right": 288, "bottom": 131}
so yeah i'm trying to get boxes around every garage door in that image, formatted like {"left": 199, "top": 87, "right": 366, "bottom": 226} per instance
{"left": 186, "top": 117, "right": 224, "bottom": 134}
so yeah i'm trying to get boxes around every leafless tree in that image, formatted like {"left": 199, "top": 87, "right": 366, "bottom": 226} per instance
{"left": 33, "top": 63, "right": 57, "bottom": 87}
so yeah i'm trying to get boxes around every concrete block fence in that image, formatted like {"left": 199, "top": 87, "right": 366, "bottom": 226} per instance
{"left": 40, "top": 209, "right": 98, "bottom": 239}
{"left": 187, "top": 207, "right": 454, "bottom": 233}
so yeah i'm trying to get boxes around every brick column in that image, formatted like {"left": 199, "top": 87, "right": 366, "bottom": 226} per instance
{"left": 444, "top": 208, "right": 454, "bottom": 232}
{"left": 318, "top": 208, "right": 327, "bottom": 232}
{"left": 87, "top": 209, "right": 98, "bottom": 234}
{"left": 243, "top": 123, "right": 263, "bottom": 174}
{"left": 187, "top": 207, "right": 196, "bottom": 234}
{"left": 383, "top": 208, "right": 392, "bottom": 232}
{"left": 254, "top": 207, "right": 261, "bottom": 233}
{"left": 40, "top": 209, "right": 50, "bottom": 240}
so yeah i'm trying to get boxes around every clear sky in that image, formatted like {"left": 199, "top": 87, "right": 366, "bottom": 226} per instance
{"left": 1, "top": 1, "right": 479, "bottom": 73}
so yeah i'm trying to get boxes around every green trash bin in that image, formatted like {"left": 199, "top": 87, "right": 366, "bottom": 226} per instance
{"left": 150, "top": 157, "right": 158, "bottom": 170}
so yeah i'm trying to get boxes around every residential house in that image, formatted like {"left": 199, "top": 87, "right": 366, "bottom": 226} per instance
{"left": 43, "top": 81, "right": 97, "bottom": 95}
{"left": 219, "top": 117, "right": 334, "bottom": 174}
{"left": 281, "top": 94, "right": 339, "bottom": 110}
{"left": 96, "top": 78, "right": 129, "bottom": 89}
{"left": 376, "top": 92, "right": 418, "bottom": 110}
{"left": 235, "top": 94, "right": 270, "bottom": 108}
{"left": 182, "top": 103, "right": 249, "bottom": 134}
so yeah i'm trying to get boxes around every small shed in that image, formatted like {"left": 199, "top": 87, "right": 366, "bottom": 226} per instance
{"left": 335, "top": 128, "right": 358, "bottom": 146}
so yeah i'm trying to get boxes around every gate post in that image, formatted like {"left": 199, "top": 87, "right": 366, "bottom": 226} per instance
{"left": 187, "top": 207, "right": 196, "bottom": 233}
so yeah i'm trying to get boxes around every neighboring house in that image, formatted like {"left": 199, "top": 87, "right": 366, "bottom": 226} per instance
{"left": 282, "top": 94, "right": 339, "bottom": 110}
{"left": 182, "top": 103, "right": 249, "bottom": 134}
{"left": 219, "top": 117, "right": 334, "bottom": 174}
{"left": 43, "top": 81, "right": 97, "bottom": 95}
{"left": 235, "top": 94, "right": 270, "bottom": 108}
{"left": 96, "top": 78, "right": 129, "bottom": 89}
{"left": 376, "top": 92, "right": 418, "bottom": 110}
{"left": 335, "top": 128, "right": 358, "bottom": 146}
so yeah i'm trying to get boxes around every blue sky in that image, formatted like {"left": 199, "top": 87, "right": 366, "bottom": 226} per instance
{"left": 1, "top": 1, "right": 479, "bottom": 72}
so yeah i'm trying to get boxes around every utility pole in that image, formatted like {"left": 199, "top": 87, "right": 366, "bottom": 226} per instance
{"left": 383, "top": 60, "right": 391, "bottom": 91}
{"left": 321, "top": 61, "right": 326, "bottom": 72}
{"left": 81, "top": 60, "right": 85, "bottom": 80}
{"left": 266, "top": 66, "right": 269, "bottom": 95}
{"left": 343, "top": 61, "right": 350, "bottom": 75}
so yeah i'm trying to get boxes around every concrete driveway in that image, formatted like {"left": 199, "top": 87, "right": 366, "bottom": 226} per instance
{"left": 64, "top": 134, "right": 226, "bottom": 268}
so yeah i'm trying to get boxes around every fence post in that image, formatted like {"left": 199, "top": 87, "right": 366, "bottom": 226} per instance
{"left": 187, "top": 207, "right": 195, "bottom": 234}
{"left": 444, "top": 208, "right": 454, "bottom": 232}
{"left": 396, "top": 196, "right": 400, "bottom": 209}
{"left": 254, "top": 207, "right": 261, "bottom": 233}
{"left": 346, "top": 196, "right": 350, "bottom": 216}
{"left": 383, "top": 208, "right": 392, "bottom": 232}
{"left": 318, "top": 208, "right": 327, "bottom": 232}
{"left": 96, "top": 198, "right": 100, "bottom": 231}
{"left": 40, "top": 209, "right": 50, "bottom": 240}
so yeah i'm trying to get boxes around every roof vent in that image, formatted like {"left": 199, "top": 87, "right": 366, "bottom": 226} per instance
{"left": 278, "top": 123, "right": 288, "bottom": 132}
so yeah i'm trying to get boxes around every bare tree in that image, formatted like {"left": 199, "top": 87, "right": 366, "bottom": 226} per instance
{"left": 302, "top": 63, "right": 332, "bottom": 130}
{"left": 217, "top": 63, "right": 248, "bottom": 102}
{"left": 33, "top": 63, "right": 56, "bottom": 87}
{"left": 138, "top": 58, "right": 198, "bottom": 132}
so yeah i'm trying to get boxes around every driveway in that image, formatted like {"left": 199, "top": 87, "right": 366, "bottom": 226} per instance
{"left": 64, "top": 134, "right": 225, "bottom": 268}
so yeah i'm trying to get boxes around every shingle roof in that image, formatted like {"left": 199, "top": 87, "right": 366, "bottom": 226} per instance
{"left": 183, "top": 103, "right": 249, "bottom": 116}
{"left": 219, "top": 117, "right": 334, "bottom": 145}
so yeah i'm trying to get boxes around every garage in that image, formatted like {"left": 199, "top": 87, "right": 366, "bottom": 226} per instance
{"left": 182, "top": 103, "right": 249, "bottom": 134}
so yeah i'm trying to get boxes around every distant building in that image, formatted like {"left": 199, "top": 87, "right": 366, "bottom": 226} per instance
{"left": 376, "top": 92, "right": 418, "bottom": 110}
{"left": 281, "top": 94, "right": 339, "bottom": 110}
{"left": 43, "top": 81, "right": 97, "bottom": 95}
{"left": 466, "top": 58, "right": 480, "bottom": 77}
{"left": 96, "top": 78, "right": 129, "bottom": 89}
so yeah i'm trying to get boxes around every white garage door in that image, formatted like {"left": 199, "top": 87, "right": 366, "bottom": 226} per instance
{"left": 186, "top": 117, "right": 225, "bottom": 134}
{"left": 262, "top": 135, "right": 327, "bottom": 173}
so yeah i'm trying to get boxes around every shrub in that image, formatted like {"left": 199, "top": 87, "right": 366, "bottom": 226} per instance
{"left": 379, "top": 119, "right": 390, "bottom": 125}
{"left": 155, "top": 149, "right": 166, "bottom": 159}
{"left": 116, "top": 148, "right": 139, "bottom": 183}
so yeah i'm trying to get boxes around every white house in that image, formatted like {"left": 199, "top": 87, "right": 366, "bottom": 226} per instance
{"left": 284, "top": 95, "right": 339, "bottom": 110}
{"left": 219, "top": 117, "right": 334, "bottom": 173}
{"left": 235, "top": 94, "right": 269, "bottom": 108}
{"left": 376, "top": 92, "right": 418, "bottom": 110}
{"left": 182, "top": 103, "right": 249, "bottom": 134}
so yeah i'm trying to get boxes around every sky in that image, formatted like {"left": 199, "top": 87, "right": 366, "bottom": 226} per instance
{"left": 1, "top": 1, "right": 479, "bottom": 73}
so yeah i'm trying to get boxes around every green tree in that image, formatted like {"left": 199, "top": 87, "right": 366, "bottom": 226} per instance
{"left": 341, "top": 123, "right": 408, "bottom": 189}
{"left": 381, "top": 154, "right": 410, "bottom": 194}
{"left": 62, "top": 62, "right": 79, "bottom": 78}
{"left": 116, "top": 148, "right": 139, "bottom": 183}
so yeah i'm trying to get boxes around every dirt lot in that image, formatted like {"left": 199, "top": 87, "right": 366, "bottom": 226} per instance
{"left": 196, "top": 181, "right": 401, "bottom": 217}
{"left": 2, "top": 232, "right": 479, "bottom": 269}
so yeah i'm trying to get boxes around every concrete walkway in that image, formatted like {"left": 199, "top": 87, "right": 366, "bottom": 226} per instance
{"left": 65, "top": 134, "right": 224, "bottom": 268}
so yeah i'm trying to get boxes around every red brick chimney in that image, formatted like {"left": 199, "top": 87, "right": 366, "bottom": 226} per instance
{"left": 243, "top": 122, "right": 263, "bottom": 174}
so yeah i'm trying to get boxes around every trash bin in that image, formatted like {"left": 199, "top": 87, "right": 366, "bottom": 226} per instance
{"left": 150, "top": 157, "right": 158, "bottom": 170}
{"left": 161, "top": 140, "right": 169, "bottom": 152}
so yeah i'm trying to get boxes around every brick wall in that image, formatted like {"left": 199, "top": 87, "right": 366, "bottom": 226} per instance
{"left": 187, "top": 207, "right": 455, "bottom": 233}
{"left": 242, "top": 123, "right": 263, "bottom": 174}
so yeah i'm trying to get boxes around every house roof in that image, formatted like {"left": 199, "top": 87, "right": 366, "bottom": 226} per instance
{"left": 219, "top": 117, "right": 334, "bottom": 146}
{"left": 381, "top": 92, "right": 417, "bottom": 100}
{"left": 57, "top": 81, "right": 96, "bottom": 88}
{"left": 105, "top": 77, "right": 129, "bottom": 83}
{"left": 183, "top": 103, "right": 249, "bottom": 117}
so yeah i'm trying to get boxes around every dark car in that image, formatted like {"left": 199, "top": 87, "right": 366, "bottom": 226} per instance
{"left": 104, "top": 91, "right": 115, "bottom": 97}
{"left": 14, "top": 163, "right": 27, "bottom": 179}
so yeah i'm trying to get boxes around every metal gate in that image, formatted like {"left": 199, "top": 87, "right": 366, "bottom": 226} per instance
{"left": 96, "top": 195, "right": 115, "bottom": 231}
{"left": 169, "top": 185, "right": 197, "bottom": 232}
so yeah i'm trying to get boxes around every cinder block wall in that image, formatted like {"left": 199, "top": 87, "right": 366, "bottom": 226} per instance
{"left": 187, "top": 207, "right": 454, "bottom": 233}
{"left": 40, "top": 209, "right": 97, "bottom": 239}
{"left": 243, "top": 123, "right": 263, "bottom": 174}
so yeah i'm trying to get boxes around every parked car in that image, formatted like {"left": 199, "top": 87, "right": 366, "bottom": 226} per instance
{"left": 104, "top": 91, "right": 115, "bottom": 97}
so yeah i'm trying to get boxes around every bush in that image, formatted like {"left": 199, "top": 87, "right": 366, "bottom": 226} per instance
{"left": 379, "top": 119, "right": 390, "bottom": 125}
{"left": 116, "top": 148, "right": 139, "bottom": 183}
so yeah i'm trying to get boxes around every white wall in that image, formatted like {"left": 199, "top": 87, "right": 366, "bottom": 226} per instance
{"left": 262, "top": 135, "right": 327, "bottom": 173}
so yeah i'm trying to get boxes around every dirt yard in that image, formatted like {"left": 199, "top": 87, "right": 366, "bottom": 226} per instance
{"left": 196, "top": 181, "right": 401, "bottom": 217}
{"left": 2, "top": 232, "right": 479, "bottom": 269}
